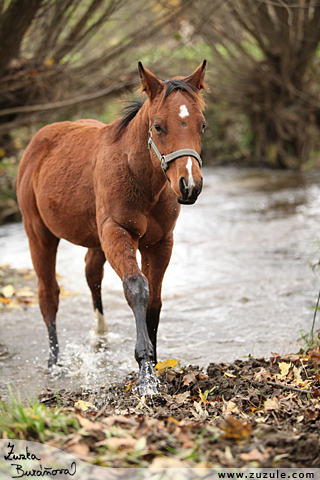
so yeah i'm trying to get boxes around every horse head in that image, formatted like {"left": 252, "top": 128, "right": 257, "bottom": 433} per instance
{"left": 139, "top": 61, "right": 207, "bottom": 205}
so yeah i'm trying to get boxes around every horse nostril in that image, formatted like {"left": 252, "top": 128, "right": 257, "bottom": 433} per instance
{"left": 179, "top": 177, "right": 188, "bottom": 198}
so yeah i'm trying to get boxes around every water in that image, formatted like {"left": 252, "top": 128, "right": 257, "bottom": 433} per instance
{"left": 1, "top": 167, "right": 320, "bottom": 402}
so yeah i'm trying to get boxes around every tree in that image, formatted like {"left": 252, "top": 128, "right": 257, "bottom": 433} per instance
{"left": 0, "top": 0, "right": 194, "bottom": 154}
{"left": 192, "top": 0, "right": 320, "bottom": 167}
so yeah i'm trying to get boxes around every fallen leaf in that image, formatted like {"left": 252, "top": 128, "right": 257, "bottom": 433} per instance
{"left": 222, "top": 417, "right": 252, "bottom": 439}
{"left": 75, "top": 415, "right": 101, "bottom": 430}
{"left": 254, "top": 367, "right": 272, "bottom": 382}
{"left": 275, "top": 362, "right": 291, "bottom": 380}
{"left": 223, "top": 400, "right": 239, "bottom": 415}
{"left": 264, "top": 397, "right": 279, "bottom": 411}
{"left": 155, "top": 359, "right": 178, "bottom": 372}
{"left": 15, "top": 287, "right": 35, "bottom": 298}
{"left": 183, "top": 371, "right": 198, "bottom": 385}
{"left": 74, "top": 400, "right": 96, "bottom": 411}
{"left": 175, "top": 425, "right": 194, "bottom": 448}
{"left": 308, "top": 346, "right": 320, "bottom": 365}
{"left": 2, "top": 285, "right": 15, "bottom": 298}
{"left": 240, "top": 448, "right": 268, "bottom": 462}
{"left": 66, "top": 442, "right": 90, "bottom": 459}
{"left": 198, "top": 388, "right": 208, "bottom": 404}
{"left": 193, "top": 400, "right": 209, "bottom": 418}
{"left": 175, "top": 391, "right": 190, "bottom": 404}
{"left": 303, "top": 408, "right": 319, "bottom": 423}
{"left": 292, "top": 365, "right": 303, "bottom": 384}
{"left": 134, "top": 437, "right": 146, "bottom": 451}
{"left": 0, "top": 297, "right": 11, "bottom": 305}
{"left": 99, "top": 436, "right": 137, "bottom": 449}
{"left": 60, "top": 286, "right": 79, "bottom": 298}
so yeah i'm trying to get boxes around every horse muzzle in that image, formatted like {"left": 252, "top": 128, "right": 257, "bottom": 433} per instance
{"left": 177, "top": 176, "right": 203, "bottom": 205}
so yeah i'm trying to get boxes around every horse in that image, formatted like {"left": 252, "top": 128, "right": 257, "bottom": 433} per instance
{"left": 17, "top": 60, "right": 207, "bottom": 395}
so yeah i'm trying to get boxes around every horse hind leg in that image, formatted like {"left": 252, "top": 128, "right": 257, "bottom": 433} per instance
{"left": 85, "top": 247, "right": 108, "bottom": 334}
{"left": 24, "top": 219, "right": 60, "bottom": 368}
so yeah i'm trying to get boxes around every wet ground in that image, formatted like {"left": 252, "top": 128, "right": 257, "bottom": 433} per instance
{"left": 1, "top": 167, "right": 320, "bottom": 403}
{"left": 37, "top": 352, "right": 320, "bottom": 468}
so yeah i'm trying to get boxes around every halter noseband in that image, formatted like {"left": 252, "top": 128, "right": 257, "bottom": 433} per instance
{"left": 148, "top": 122, "right": 202, "bottom": 177}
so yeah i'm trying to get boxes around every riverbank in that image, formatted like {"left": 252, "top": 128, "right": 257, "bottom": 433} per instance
{"left": 1, "top": 353, "right": 320, "bottom": 468}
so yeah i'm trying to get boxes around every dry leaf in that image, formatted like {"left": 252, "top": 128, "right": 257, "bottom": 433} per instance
{"left": 193, "top": 401, "right": 209, "bottom": 418}
{"left": 308, "top": 346, "right": 320, "bottom": 365}
{"left": 240, "top": 448, "right": 268, "bottom": 462}
{"left": 222, "top": 417, "right": 252, "bottom": 439}
{"left": 223, "top": 400, "right": 240, "bottom": 415}
{"left": 155, "top": 359, "right": 178, "bottom": 372}
{"left": 292, "top": 365, "right": 303, "bottom": 384}
{"left": 183, "top": 371, "right": 198, "bottom": 385}
{"left": 75, "top": 415, "right": 101, "bottom": 430}
{"left": 175, "top": 391, "right": 190, "bottom": 404}
{"left": 264, "top": 397, "right": 279, "bottom": 411}
{"left": 2, "top": 285, "right": 15, "bottom": 298}
{"left": 275, "top": 362, "right": 291, "bottom": 380}
{"left": 74, "top": 400, "right": 96, "bottom": 411}
{"left": 101, "top": 436, "right": 137, "bottom": 449}
{"left": 254, "top": 367, "right": 272, "bottom": 381}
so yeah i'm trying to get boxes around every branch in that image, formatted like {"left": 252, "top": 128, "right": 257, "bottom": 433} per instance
{"left": 0, "top": 78, "right": 136, "bottom": 117}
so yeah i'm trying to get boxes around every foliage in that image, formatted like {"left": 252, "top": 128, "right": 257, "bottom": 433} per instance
{"left": 192, "top": 0, "right": 320, "bottom": 168}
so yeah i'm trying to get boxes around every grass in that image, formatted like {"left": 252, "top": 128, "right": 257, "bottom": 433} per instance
{"left": 0, "top": 386, "right": 80, "bottom": 443}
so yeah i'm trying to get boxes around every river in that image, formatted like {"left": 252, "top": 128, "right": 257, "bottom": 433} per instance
{"left": 0, "top": 166, "right": 319, "bottom": 402}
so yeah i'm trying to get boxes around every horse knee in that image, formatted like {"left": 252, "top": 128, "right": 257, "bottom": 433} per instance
{"left": 38, "top": 281, "right": 60, "bottom": 317}
{"left": 123, "top": 274, "right": 149, "bottom": 310}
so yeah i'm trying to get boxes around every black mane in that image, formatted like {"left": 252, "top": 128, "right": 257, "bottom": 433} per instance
{"left": 116, "top": 100, "right": 145, "bottom": 136}
{"left": 163, "top": 79, "right": 198, "bottom": 100}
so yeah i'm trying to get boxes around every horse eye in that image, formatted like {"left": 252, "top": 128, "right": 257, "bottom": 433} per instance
{"left": 154, "top": 124, "right": 162, "bottom": 133}
{"left": 202, "top": 122, "right": 207, "bottom": 132}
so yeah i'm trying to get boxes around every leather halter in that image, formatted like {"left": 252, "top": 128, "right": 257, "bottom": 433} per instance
{"left": 148, "top": 122, "right": 202, "bottom": 177}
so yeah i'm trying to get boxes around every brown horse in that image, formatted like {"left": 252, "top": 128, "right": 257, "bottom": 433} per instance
{"left": 17, "top": 61, "right": 207, "bottom": 395}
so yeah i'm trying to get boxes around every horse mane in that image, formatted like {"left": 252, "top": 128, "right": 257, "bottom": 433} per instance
{"left": 114, "top": 78, "right": 204, "bottom": 138}
{"left": 116, "top": 100, "right": 145, "bottom": 135}
{"left": 163, "top": 79, "right": 205, "bottom": 109}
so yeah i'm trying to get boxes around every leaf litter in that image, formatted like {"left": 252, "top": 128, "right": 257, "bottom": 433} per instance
{"left": 36, "top": 353, "right": 320, "bottom": 468}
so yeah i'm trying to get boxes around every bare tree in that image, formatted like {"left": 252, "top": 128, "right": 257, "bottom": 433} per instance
{"left": 0, "top": 0, "right": 194, "bottom": 153}
{"left": 192, "top": 0, "right": 320, "bottom": 167}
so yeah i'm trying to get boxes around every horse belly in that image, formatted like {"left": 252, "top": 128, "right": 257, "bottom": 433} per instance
{"left": 32, "top": 148, "right": 100, "bottom": 248}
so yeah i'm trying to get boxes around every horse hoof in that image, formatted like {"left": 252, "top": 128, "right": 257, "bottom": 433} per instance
{"left": 137, "top": 382, "right": 159, "bottom": 396}
{"left": 136, "top": 359, "right": 160, "bottom": 396}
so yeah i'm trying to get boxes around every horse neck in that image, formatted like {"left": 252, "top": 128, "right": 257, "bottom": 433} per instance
{"left": 123, "top": 102, "right": 167, "bottom": 198}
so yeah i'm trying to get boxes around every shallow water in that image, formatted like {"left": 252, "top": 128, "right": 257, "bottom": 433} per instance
{"left": 1, "top": 166, "right": 320, "bottom": 402}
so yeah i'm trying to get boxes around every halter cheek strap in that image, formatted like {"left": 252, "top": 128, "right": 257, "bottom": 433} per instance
{"left": 148, "top": 122, "right": 202, "bottom": 177}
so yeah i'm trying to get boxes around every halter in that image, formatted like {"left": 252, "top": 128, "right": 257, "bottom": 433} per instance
{"left": 148, "top": 122, "right": 202, "bottom": 177}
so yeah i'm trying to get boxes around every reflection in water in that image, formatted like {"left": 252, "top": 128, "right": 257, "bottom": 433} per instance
{"left": 1, "top": 167, "right": 320, "bottom": 402}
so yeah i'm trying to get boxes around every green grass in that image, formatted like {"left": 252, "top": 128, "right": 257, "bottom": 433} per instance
{"left": 0, "top": 386, "right": 80, "bottom": 442}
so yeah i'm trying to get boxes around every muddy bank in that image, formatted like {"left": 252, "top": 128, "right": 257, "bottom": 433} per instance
{"left": 37, "top": 354, "right": 320, "bottom": 468}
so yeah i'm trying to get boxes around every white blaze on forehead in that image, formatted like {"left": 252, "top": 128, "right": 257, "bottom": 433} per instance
{"left": 186, "top": 157, "right": 195, "bottom": 193}
{"left": 179, "top": 104, "right": 189, "bottom": 118}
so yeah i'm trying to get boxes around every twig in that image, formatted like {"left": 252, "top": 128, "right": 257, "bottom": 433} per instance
{"left": 39, "top": 395, "right": 56, "bottom": 403}
{"left": 311, "top": 289, "right": 320, "bottom": 345}
{"left": 267, "top": 381, "right": 313, "bottom": 394}
{"left": 93, "top": 404, "right": 108, "bottom": 422}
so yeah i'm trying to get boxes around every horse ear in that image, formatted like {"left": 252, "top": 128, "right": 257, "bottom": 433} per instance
{"left": 184, "top": 60, "right": 207, "bottom": 90}
{"left": 138, "top": 62, "right": 163, "bottom": 100}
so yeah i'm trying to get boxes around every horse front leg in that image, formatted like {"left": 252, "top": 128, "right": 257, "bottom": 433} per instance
{"left": 140, "top": 234, "right": 174, "bottom": 365}
{"left": 100, "top": 219, "right": 158, "bottom": 395}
